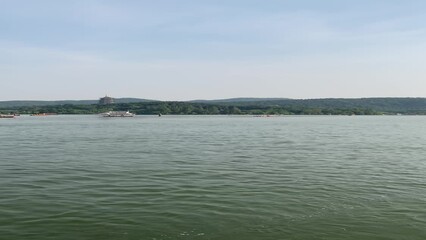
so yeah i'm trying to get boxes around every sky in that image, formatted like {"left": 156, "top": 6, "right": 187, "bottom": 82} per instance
{"left": 1, "top": 0, "right": 426, "bottom": 101}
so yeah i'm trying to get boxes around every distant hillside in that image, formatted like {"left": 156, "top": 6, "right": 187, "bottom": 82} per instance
{"left": 194, "top": 97, "right": 426, "bottom": 113}
{"left": 191, "top": 98, "right": 290, "bottom": 103}
{"left": 1, "top": 97, "right": 426, "bottom": 115}
{"left": 0, "top": 98, "right": 154, "bottom": 108}
{"left": 114, "top": 98, "right": 157, "bottom": 104}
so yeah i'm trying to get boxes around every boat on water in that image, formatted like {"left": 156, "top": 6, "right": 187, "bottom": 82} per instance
{"left": 0, "top": 114, "right": 15, "bottom": 118}
{"left": 30, "top": 113, "right": 58, "bottom": 116}
{"left": 101, "top": 111, "right": 135, "bottom": 117}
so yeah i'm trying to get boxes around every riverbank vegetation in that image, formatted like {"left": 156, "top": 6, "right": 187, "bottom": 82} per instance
{"left": 0, "top": 101, "right": 380, "bottom": 115}
{"left": 2, "top": 97, "right": 426, "bottom": 115}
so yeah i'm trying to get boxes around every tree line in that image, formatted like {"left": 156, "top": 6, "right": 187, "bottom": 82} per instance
{"left": 0, "top": 101, "right": 381, "bottom": 115}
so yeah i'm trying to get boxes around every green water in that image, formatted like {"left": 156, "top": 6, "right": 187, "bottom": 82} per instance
{"left": 1, "top": 115, "right": 425, "bottom": 240}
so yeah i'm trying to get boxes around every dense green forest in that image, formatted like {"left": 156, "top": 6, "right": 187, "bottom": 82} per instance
{"left": 0, "top": 98, "right": 152, "bottom": 108}
{"left": 1, "top": 98, "right": 425, "bottom": 115}
{"left": 0, "top": 101, "right": 381, "bottom": 115}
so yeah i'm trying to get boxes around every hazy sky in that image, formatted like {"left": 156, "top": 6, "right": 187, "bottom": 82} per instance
{"left": 1, "top": 0, "right": 426, "bottom": 100}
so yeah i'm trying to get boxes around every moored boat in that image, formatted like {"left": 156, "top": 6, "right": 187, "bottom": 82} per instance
{"left": 30, "top": 113, "right": 58, "bottom": 116}
{"left": 101, "top": 111, "right": 135, "bottom": 117}
{"left": 0, "top": 114, "right": 15, "bottom": 118}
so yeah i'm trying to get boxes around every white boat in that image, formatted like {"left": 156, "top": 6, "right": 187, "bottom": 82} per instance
{"left": 0, "top": 114, "right": 15, "bottom": 119}
{"left": 101, "top": 111, "right": 135, "bottom": 117}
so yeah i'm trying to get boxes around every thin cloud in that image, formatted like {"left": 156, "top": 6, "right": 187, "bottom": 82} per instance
{"left": 1, "top": 1, "right": 426, "bottom": 100}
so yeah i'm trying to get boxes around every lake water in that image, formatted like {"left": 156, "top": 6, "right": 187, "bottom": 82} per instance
{"left": 1, "top": 115, "right": 425, "bottom": 240}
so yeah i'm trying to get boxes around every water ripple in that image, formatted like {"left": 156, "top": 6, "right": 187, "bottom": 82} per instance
{"left": 1, "top": 116, "right": 426, "bottom": 239}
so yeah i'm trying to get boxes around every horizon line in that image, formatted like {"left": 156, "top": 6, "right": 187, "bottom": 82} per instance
{"left": 1, "top": 96, "right": 426, "bottom": 102}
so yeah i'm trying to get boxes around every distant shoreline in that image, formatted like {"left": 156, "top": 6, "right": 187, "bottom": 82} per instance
{"left": 2, "top": 98, "right": 426, "bottom": 115}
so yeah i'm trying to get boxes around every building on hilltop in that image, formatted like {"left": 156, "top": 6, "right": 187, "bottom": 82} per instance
{"left": 99, "top": 95, "right": 115, "bottom": 105}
